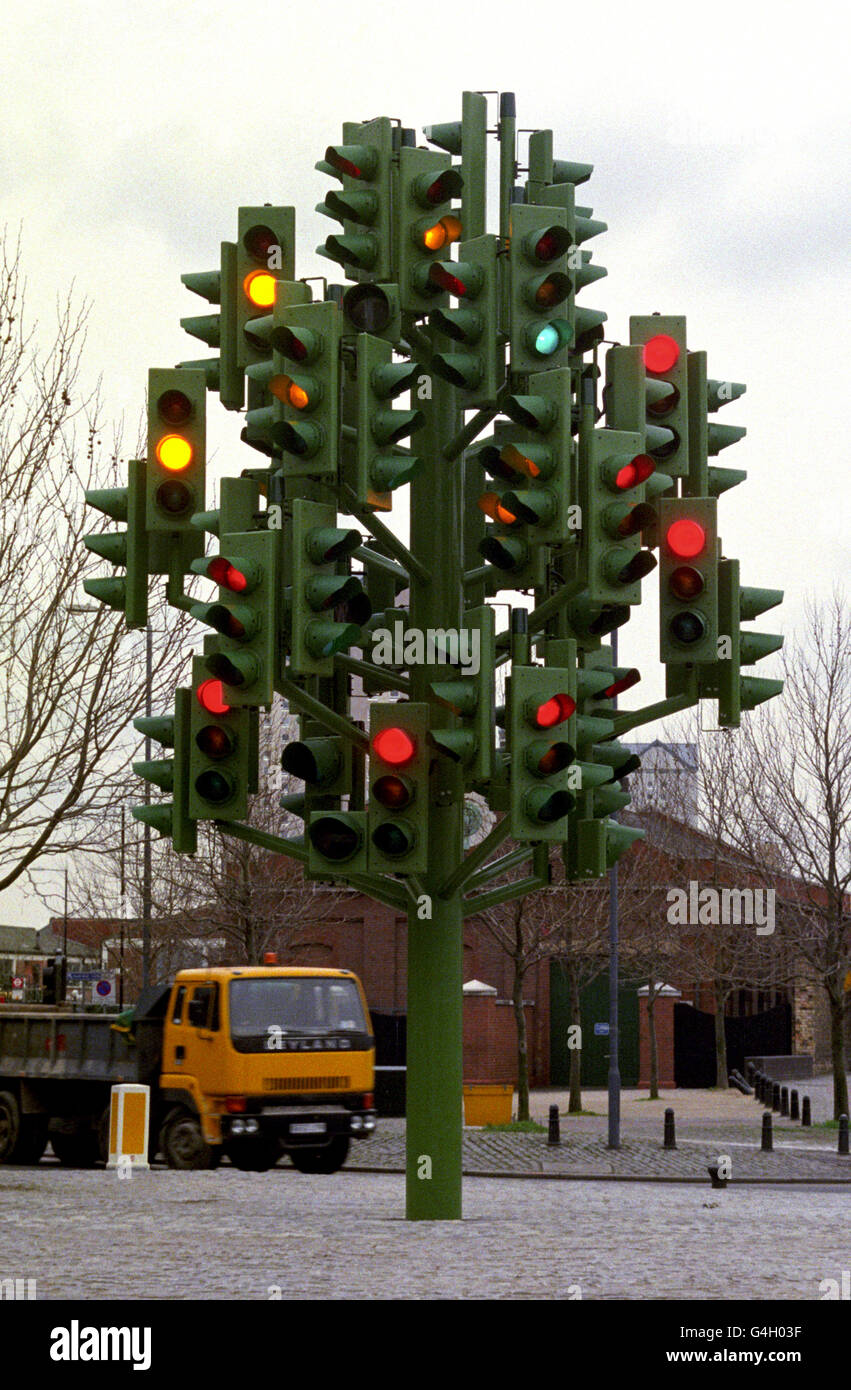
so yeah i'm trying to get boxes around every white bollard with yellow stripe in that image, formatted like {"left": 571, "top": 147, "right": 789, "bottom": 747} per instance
{"left": 106, "top": 1084, "right": 150, "bottom": 1170}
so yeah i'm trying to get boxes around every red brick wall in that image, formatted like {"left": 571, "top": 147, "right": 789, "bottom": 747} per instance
{"left": 463, "top": 996, "right": 534, "bottom": 1084}
{"left": 278, "top": 893, "right": 551, "bottom": 1085}
{"left": 638, "top": 994, "right": 677, "bottom": 1088}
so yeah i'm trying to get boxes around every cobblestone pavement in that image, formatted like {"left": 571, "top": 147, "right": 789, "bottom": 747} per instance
{"left": 1, "top": 1166, "right": 849, "bottom": 1300}
{"left": 346, "top": 1120, "right": 851, "bottom": 1182}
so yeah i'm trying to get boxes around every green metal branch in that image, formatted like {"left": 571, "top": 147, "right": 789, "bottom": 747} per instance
{"left": 165, "top": 554, "right": 196, "bottom": 614}
{"left": 339, "top": 483, "right": 431, "bottom": 586}
{"left": 333, "top": 652, "right": 411, "bottom": 694}
{"left": 436, "top": 815, "right": 513, "bottom": 899}
{"left": 216, "top": 821, "right": 308, "bottom": 863}
{"left": 463, "top": 873, "right": 549, "bottom": 918}
{"left": 278, "top": 674, "right": 370, "bottom": 752}
{"left": 611, "top": 680, "right": 699, "bottom": 737}
{"left": 465, "top": 844, "right": 534, "bottom": 893}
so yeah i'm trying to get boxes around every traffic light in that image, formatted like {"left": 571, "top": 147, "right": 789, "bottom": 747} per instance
{"left": 707, "top": 559, "right": 784, "bottom": 727}
{"left": 475, "top": 425, "right": 547, "bottom": 591}
{"left": 262, "top": 299, "right": 342, "bottom": 479}
{"left": 290, "top": 499, "right": 370, "bottom": 677}
{"left": 342, "top": 281, "right": 402, "bottom": 343}
{"left": 355, "top": 333, "right": 424, "bottom": 504}
{"left": 508, "top": 664, "right": 577, "bottom": 841}
{"left": 629, "top": 316, "right": 690, "bottom": 477}
{"left": 180, "top": 241, "right": 244, "bottom": 410}
{"left": 316, "top": 118, "right": 393, "bottom": 283}
{"left": 235, "top": 207, "right": 295, "bottom": 371}
{"left": 581, "top": 428, "right": 659, "bottom": 604}
{"left": 558, "top": 644, "right": 645, "bottom": 878}
{"left": 191, "top": 529, "right": 278, "bottom": 707}
{"left": 241, "top": 280, "right": 313, "bottom": 460}
{"left": 368, "top": 704, "right": 430, "bottom": 873}
{"left": 186, "top": 657, "right": 252, "bottom": 822}
{"left": 658, "top": 497, "right": 719, "bottom": 664}
{"left": 132, "top": 687, "right": 198, "bottom": 853}
{"left": 83, "top": 457, "right": 148, "bottom": 629}
{"left": 428, "top": 605, "right": 495, "bottom": 783}
{"left": 307, "top": 811, "right": 368, "bottom": 876}
{"left": 428, "top": 234, "right": 500, "bottom": 407}
{"left": 281, "top": 731, "right": 352, "bottom": 811}
{"left": 42, "top": 958, "right": 58, "bottom": 1005}
{"left": 508, "top": 204, "right": 573, "bottom": 376}
{"left": 146, "top": 367, "right": 206, "bottom": 564}
{"left": 395, "top": 145, "right": 463, "bottom": 314}
{"left": 498, "top": 369, "right": 574, "bottom": 544}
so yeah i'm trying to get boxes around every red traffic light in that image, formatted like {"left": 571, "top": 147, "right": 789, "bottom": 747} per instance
{"left": 531, "top": 226, "right": 571, "bottom": 263}
{"left": 157, "top": 389, "right": 193, "bottom": 425}
{"left": 196, "top": 725, "right": 235, "bottom": 760}
{"left": 243, "top": 223, "right": 281, "bottom": 263}
{"left": 196, "top": 679, "right": 230, "bottom": 716}
{"left": 643, "top": 334, "right": 680, "bottom": 374}
{"left": 428, "top": 264, "right": 468, "bottom": 297}
{"left": 615, "top": 454, "right": 655, "bottom": 490}
{"left": 372, "top": 726, "right": 416, "bottom": 767}
{"left": 372, "top": 774, "right": 413, "bottom": 810}
{"left": 532, "top": 693, "right": 575, "bottom": 729}
{"left": 601, "top": 668, "right": 641, "bottom": 699}
{"left": 206, "top": 557, "right": 249, "bottom": 593}
{"left": 669, "top": 565, "right": 705, "bottom": 601}
{"left": 665, "top": 518, "right": 707, "bottom": 559}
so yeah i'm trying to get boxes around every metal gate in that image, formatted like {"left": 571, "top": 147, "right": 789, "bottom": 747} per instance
{"left": 674, "top": 1001, "right": 792, "bottom": 1087}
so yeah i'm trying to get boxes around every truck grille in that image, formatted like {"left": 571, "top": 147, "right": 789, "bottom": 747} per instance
{"left": 263, "top": 1075, "right": 351, "bottom": 1092}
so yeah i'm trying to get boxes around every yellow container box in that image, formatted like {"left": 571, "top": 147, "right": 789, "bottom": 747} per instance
{"left": 463, "top": 1083, "right": 514, "bottom": 1126}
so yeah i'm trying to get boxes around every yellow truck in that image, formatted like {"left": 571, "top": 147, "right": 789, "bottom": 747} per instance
{"left": 0, "top": 964, "right": 376, "bottom": 1173}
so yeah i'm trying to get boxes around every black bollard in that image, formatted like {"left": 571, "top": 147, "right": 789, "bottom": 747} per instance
{"left": 664, "top": 1107, "right": 677, "bottom": 1150}
{"left": 746, "top": 1062, "right": 755, "bottom": 1086}
{"left": 707, "top": 1163, "right": 728, "bottom": 1189}
{"left": 758, "top": 1074, "right": 767, "bottom": 1104}
{"left": 547, "top": 1104, "right": 560, "bottom": 1147}
{"left": 839, "top": 1115, "right": 849, "bottom": 1156}
{"left": 761, "top": 1111, "right": 773, "bottom": 1151}
{"left": 790, "top": 1089, "right": 800, "bottom": 1121}
{"left": 802, "top": 1096, "right": 811, "bottom": 1127}
{"left": 780, "top": 1086, "right": 789, "bottom": 1117}
{"left": 772, "top": 1082, "right": 781, "bottom": 1112}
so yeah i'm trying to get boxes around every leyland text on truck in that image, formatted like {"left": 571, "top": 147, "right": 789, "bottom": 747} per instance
{"left": 0, "top": 965, "right": 376, "bottom": 1172}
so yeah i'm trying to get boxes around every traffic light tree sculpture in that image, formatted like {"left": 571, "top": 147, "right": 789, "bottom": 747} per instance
{"left": 82, "top": 91, "right": 783, "bottom": 1221}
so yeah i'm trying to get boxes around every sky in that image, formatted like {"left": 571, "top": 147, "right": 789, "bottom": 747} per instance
{"left": 1, "top": 0, "right": 849, "bottom": 928}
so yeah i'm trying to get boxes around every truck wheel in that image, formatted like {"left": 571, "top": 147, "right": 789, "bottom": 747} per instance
{"left": 226, "top": 1138, "right": 279, "bottom": 1173}
{"left": 0, "top": 1091, "right": 22, "bottom": 1163}
{"left": 288, "top": 1137, "right": 350, "bottom": 1174}
{"left": 161, "top": 1108, "right": 220, "bottom": 1170}
{"left": 50, "top": 1127, "right": 100, "bottom": 1167}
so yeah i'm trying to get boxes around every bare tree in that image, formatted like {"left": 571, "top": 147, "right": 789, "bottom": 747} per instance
{"left": 728, "top": 594, "right": 851, "bottom": 1117}
{"left": 0, "top": 229, "right": 188, "bottom": 893}
{"left": 64, "top": 699, "right": 340, "bottom": 984}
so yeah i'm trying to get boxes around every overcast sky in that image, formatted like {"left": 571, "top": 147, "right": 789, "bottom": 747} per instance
{"left": 2, "top": 0, "right": 849, "bottom": 929}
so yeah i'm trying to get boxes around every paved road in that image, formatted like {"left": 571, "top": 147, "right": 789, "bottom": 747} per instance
{"left": 2, "top": 1166, "right": 849, "bottom": 1300}
{"left": 347, "top": 1118, "right": 851, "bottom": 1181}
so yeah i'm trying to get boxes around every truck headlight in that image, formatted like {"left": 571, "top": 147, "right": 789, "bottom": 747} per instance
{"left": 231, "top": 1119, "right": 246, "bottom": 1135}
{"left": 245, "top": 1118, "right": 259, "bottom": 1134}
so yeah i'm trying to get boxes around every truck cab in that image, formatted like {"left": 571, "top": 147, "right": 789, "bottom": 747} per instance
{"left": 158, "top": 965, "right": 376, "bottom": 1172}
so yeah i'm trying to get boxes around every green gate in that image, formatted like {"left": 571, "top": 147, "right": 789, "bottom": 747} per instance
{"left": 549, "top": 963, "right": 639, "bottom": 1087}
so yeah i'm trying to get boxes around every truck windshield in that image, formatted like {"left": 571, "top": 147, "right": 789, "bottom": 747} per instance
{"left": 229, "top": 977, "right": 367, "bottom": 1039}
